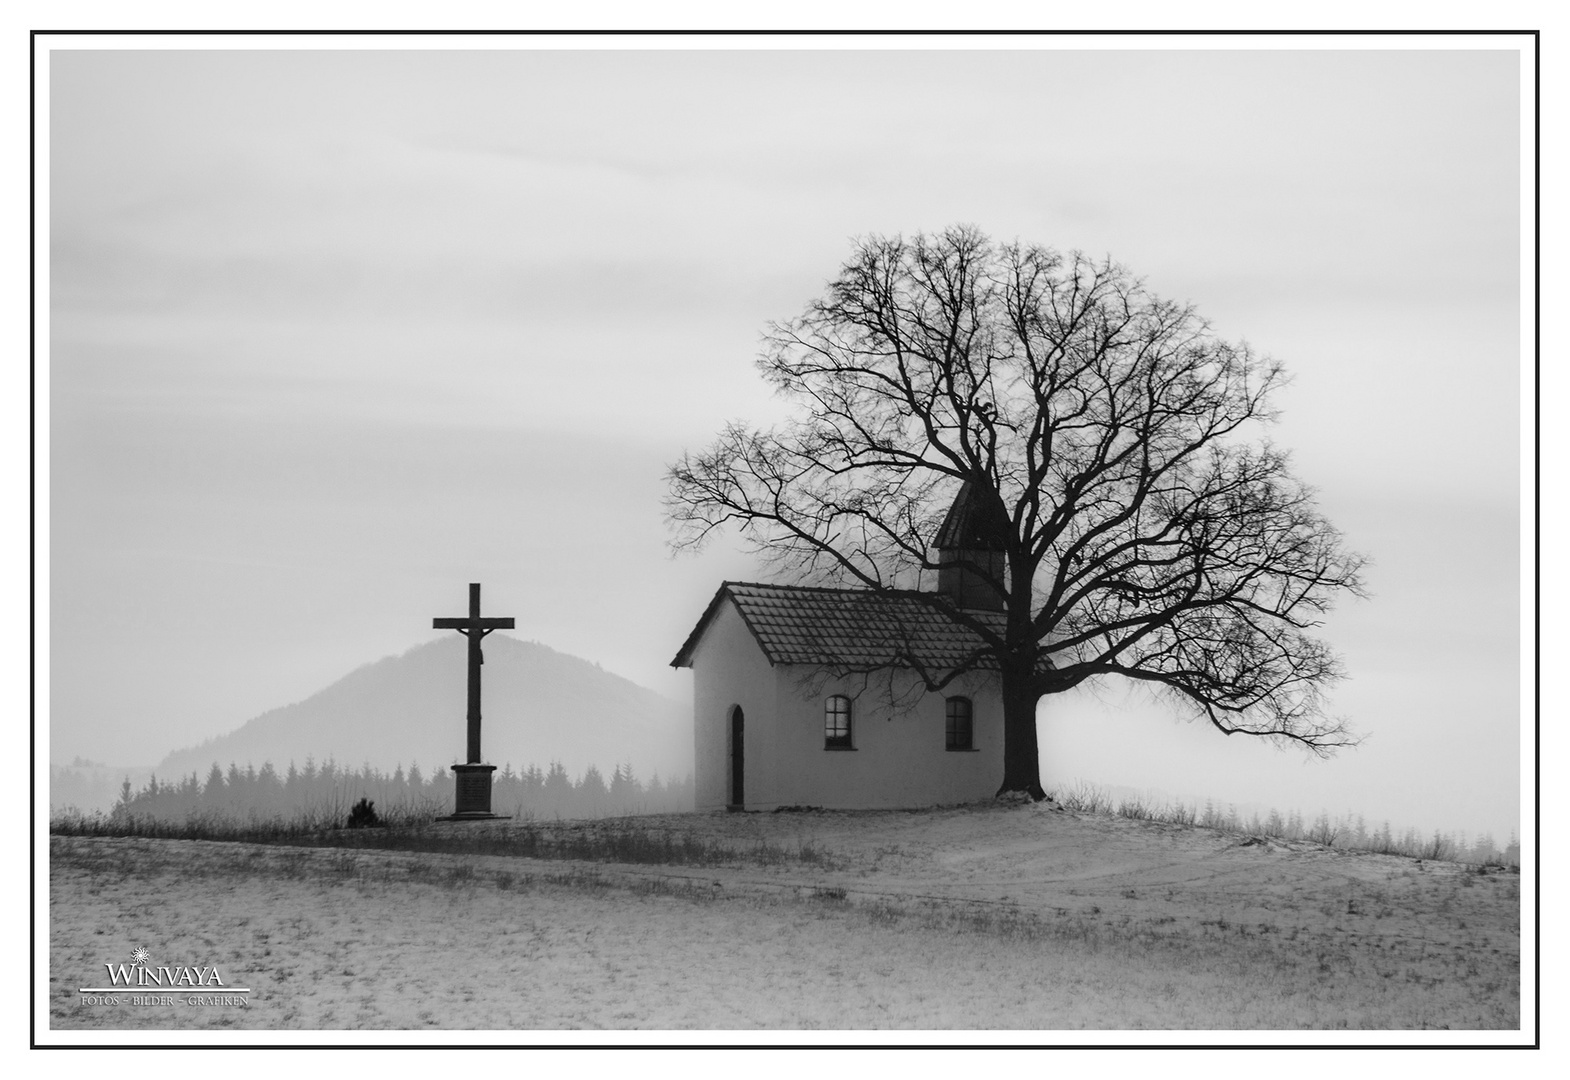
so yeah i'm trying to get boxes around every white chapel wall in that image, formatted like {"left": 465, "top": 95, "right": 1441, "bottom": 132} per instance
{"left": 688, "top": 600, "right": 777, "bottom": 811}
{"left": 769, "top": 666, "right": 1004, "bottom": 809}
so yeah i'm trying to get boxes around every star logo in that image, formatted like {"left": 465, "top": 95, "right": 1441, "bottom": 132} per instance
{"left": 130, "top": 947, "right": 150, "bottom": 965}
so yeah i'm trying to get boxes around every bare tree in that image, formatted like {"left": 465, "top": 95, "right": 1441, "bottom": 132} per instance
{"left": 667, "top": 226, "right": 1365, "bottom": 798}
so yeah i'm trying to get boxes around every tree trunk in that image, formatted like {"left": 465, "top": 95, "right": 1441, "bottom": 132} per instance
{"left": 996, "top": 662, "right": 1046, "bottom": 800}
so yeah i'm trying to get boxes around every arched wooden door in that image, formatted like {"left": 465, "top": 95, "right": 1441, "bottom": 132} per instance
{"left": 729, "top": 706, "right": 745, "bottom": 808}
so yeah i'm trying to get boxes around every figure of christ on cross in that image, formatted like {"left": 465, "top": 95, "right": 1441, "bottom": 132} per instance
{"left": 433, "top": 584, "right": 514, "bottom": 819}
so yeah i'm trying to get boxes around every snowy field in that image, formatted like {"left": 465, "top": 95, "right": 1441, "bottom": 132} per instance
{"left": 48, "top": 802, "right": 1519, "bottom": 1032}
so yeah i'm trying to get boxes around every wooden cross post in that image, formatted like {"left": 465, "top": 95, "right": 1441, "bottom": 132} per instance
{"left": 433, "top": 582, "right": 514, "bottom": 818}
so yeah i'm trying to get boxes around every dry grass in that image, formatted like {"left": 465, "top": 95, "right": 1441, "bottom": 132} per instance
{"left": 1048, "top": 782, "right": 1518, "bottom": 868}
{"left": 49, "top": 808, "right": 839, "bottom": 869}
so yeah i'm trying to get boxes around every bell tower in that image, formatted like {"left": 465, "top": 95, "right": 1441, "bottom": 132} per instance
{"left": 933, "top": 481, "right": 1010, "bottom": 611}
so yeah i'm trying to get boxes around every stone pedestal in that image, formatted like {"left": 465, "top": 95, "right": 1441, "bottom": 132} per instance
{"left": 447, "top": 763, "right": 499, "bottom": 820}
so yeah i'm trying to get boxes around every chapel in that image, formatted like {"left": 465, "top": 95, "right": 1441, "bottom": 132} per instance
{"left": 670, "top": 483, "right": 1015, "bottom": 810}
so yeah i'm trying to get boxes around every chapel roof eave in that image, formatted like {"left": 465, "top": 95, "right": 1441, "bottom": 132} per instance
{"left": 669, "top": 582, "right": 734, "bottom": 669}
{"left": 670, "top": 581, "right": 787, "bottom": 669}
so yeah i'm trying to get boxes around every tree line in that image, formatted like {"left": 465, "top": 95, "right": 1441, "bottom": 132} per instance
{"left": 99, "top": 758, "right": 696, "bottom": 823}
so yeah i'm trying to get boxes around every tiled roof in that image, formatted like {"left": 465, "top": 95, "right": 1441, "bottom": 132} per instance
{"left": 670, "top": 581, "right": 1010, "bottom": 674}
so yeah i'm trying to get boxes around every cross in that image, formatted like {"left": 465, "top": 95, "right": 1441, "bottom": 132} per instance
{"left": 433, "top": 583, "right": 515, "bottom": 764}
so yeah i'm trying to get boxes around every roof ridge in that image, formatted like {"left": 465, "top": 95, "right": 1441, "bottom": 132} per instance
{"left": 721, "top": 579, "right": 944, "bottom": 601}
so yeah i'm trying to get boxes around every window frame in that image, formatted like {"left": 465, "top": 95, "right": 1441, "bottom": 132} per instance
{"left": 945, "top": 696, "right": 974, "bottom": 751}
{"left": 824, "top": 694, "right": 854, "bottom": 749}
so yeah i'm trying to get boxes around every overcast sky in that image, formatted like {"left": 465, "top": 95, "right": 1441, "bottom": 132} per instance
{"left": 44, "top": 43, "right": 1524, "bottom": 843}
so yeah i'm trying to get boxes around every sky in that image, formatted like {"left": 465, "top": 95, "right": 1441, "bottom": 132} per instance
{"left": 42, "top": 42, "right": 1526, "bottom": 844}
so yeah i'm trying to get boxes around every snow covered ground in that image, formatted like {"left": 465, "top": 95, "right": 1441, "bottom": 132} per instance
{"left": 48, "top": 802, "right": 1519, "bottom": 1033}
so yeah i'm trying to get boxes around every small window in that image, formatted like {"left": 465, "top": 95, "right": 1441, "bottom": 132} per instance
{"left": 825, "top": 695, "right": 853, "bottom": 749}
{"left": 946, "top": 697, "right": 973, "bottom": 751}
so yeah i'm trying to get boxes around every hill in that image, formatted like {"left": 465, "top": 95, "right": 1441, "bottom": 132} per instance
{"left": 49, "top": 803, "right": 1521, "bottom": 1031}
{"left": 156, "top": 635, "right": 690, "bottom": 782}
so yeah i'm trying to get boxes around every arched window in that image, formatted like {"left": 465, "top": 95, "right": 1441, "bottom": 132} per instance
{"left": 946, "top": 697, "right": 973, "bottom": 751}
{"left": 824, "top": 695, "right": 853, "bottom": 749}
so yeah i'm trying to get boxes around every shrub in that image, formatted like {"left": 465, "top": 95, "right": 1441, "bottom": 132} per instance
{"left": 347, "top": 798, "right": 381, "bottom": 829}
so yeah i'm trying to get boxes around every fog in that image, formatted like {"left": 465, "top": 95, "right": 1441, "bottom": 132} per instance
{"left": 44, "top": 44, "right": 1523, "bottom": 843}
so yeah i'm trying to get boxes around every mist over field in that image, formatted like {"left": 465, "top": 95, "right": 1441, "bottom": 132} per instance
{"left": 46, "top": 46, "right": 1523, "bottom": 850}
{"left": 50, "top": 635, "right": 692, "bottom": 814}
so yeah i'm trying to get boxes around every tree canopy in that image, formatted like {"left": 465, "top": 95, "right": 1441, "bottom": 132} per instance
{"left": 667, "top": 226, "right": 1365, "bottom": 795}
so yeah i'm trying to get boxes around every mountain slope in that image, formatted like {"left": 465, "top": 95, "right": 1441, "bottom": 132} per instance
{"left": 157, "top": 636, "right": 692, "bottom": 781}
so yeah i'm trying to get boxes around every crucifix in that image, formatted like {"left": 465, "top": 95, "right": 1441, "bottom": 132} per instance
{"left": 433, "top": 582, "right": 514, "bottom": 818}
